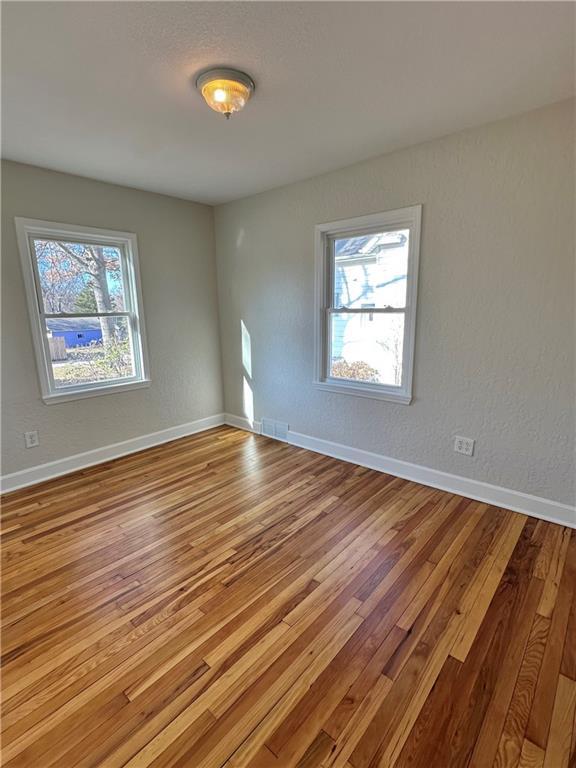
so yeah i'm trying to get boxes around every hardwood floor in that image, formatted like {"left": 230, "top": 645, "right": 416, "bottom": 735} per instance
{"left": 1, "top": 425, "right": 575, "bottom": 768}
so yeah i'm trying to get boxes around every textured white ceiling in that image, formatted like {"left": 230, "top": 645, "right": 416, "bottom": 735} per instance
{"left": 2, "top": 2, "right": 574, "bottom": 204}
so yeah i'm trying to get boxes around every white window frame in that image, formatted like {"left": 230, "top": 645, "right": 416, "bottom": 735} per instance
{"left": 15, "top": 217, "right": 150, "bottom": 404}
{"left": 313, "top": 205, "right": 422, "bottom": 404}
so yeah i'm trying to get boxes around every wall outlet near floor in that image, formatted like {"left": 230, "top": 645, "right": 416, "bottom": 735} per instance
{"left": 261, "top": 418, "right": 289, "bottom": 441}
{"left": 24, "top": 430, "right": 40, "bottom": 449}
{"left": 454, "top": 435, "right": 474, "bottom": 456}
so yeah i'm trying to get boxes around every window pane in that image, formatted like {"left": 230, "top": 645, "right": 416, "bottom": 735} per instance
{"left": 32, "top": 239, "right": 126, "bottom": 314}
{"left": 329, "top": 312, "right": 404, "bottom": 387}
{"left": 46, "top": 316, "right": 136, "bottom": 388}
{"left": 333, "top": 229, "right": 409, "bottom": 309}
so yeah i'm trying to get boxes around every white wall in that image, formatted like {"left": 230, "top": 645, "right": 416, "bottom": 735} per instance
{"left": 215, "top": 100, "right": 575, "bottom": 506}
{"left": 3, "top": 103, "right": 574, "bottom": 509}
{"left": 1, "top": 161, "right": 223, "bottom": 475}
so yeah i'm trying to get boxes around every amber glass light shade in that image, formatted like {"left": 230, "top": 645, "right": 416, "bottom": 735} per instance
{"left": 196, "top": 69, "right": 255, "bottom": 118}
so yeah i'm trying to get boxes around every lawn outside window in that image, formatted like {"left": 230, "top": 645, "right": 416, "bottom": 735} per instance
{"left": 313, "top": 205, "right": 422, "bottom": 404}
{"left": 15, "top": 218, "right": 150, "bottom": 403}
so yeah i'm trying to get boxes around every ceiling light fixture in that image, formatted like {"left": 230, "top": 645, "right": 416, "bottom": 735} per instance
{"left": 195, "top": 67, "right": 255, "bottom": 119}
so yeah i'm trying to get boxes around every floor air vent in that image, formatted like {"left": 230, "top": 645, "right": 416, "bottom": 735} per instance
{"left": 261, "top": 418, "right": 289, "bottom": 441}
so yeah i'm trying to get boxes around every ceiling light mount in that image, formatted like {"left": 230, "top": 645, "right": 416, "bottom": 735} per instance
{"left": 195, "top": 67, "right": 255, "bottom": 119}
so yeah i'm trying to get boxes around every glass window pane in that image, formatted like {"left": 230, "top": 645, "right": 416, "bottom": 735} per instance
{"left": 329, "top": 312, "right": 404, "bottom": 387}
{"left": 45, "top": 316, "right": 136, "bottom": 388}
{"left": 31, "top": 239, "right": 126, "bottom": 314}
{"left": 333, "top": 229, "right": 409, "bottom": 309}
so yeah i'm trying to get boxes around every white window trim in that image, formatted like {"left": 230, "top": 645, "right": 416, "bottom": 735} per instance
{"left": 313, "top": 205, "right": 422, "bottom": 404}
{"left": 15, "top": 217, "right": 151, "bottom": 404}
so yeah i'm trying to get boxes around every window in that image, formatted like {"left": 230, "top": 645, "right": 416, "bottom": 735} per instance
{"left": 15, "top": 218, "right": 150, "bottom": 403}
{"left": 314, "top": 205, "right": 421, "bottom": 404}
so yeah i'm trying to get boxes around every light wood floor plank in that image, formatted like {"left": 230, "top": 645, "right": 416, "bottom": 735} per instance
{"left": 1, "top": 426, "right": 573, "bottom": 767}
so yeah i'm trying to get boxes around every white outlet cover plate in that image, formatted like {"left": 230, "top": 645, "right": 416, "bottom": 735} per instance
{"left": 454, "top": 436, "right": 475, "bottom": 456}
{"left": 24, "top": 431, "right": 39, "bottom": 448}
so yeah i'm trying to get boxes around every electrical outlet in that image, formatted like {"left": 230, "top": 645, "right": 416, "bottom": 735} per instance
{"left": 24, "top": 430, "right": 39, "bottom": 449}
{"left": 454, "top": 435, "right": 474, "bottom": 457}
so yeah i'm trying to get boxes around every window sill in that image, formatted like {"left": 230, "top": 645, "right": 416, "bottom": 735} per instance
{"left": 313, "top": 379, "right": 412, "bottom": 404}
{"left": 42, "top": 379, "right": 151, "bottom": 405}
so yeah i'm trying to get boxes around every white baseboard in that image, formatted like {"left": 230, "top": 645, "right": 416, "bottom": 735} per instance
{"left": 4, "top": 412, "right": 574, "bottom": 530}
{"left": 224, "top": 413, "right": 262, "bottom": 434}
{"left": 225, "top": 415, "right": 575, "bottom": 529}
{"left": 1, "top": 413, "right": 226, "bottom": 494}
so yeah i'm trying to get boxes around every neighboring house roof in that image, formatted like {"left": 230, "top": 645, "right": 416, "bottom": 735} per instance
{"left": 46, "top": 318, "right": 102, "bottom": 332}
{"left": 335, "top": 231, "right": 407, "bottom": 259}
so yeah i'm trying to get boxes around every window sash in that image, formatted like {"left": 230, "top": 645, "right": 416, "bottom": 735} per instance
{"left": 324, "top": 307, "right": 407, "bottom": 389}
{"left": 325, "top": 307, "right": 406, "bottom": 314}
{"left": 27, "top": 236, "right": 144, "bottom": 391}
{"left": 28, "top": 235, "right": 133, "bottom": 315}
{"left": 16, "top": 218, "right": 150, "bottom": 402}
{"left": 314, "top": 206, "right": 421, "bottom": 404}
{"left": 43, "top": 312, "right": 132, "bottom": 318}
{"left": 327, "top": 227, "right": 409, "bottom": 311}
{"left": 325, "top": 232, "right": 409, "bottom": 388}
{"left": 42, "top": 313, "right": 143, "bottom": 395}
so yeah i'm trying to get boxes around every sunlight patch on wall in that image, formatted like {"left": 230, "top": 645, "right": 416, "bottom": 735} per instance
{"left": 241, "top": 319, "right": 254, "bottom": 427}
{"left": 241, "top": 319, "right": 252, "bottom": 379}
{"left": 243, "top": 376, "right": 254, "bottom": 427}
